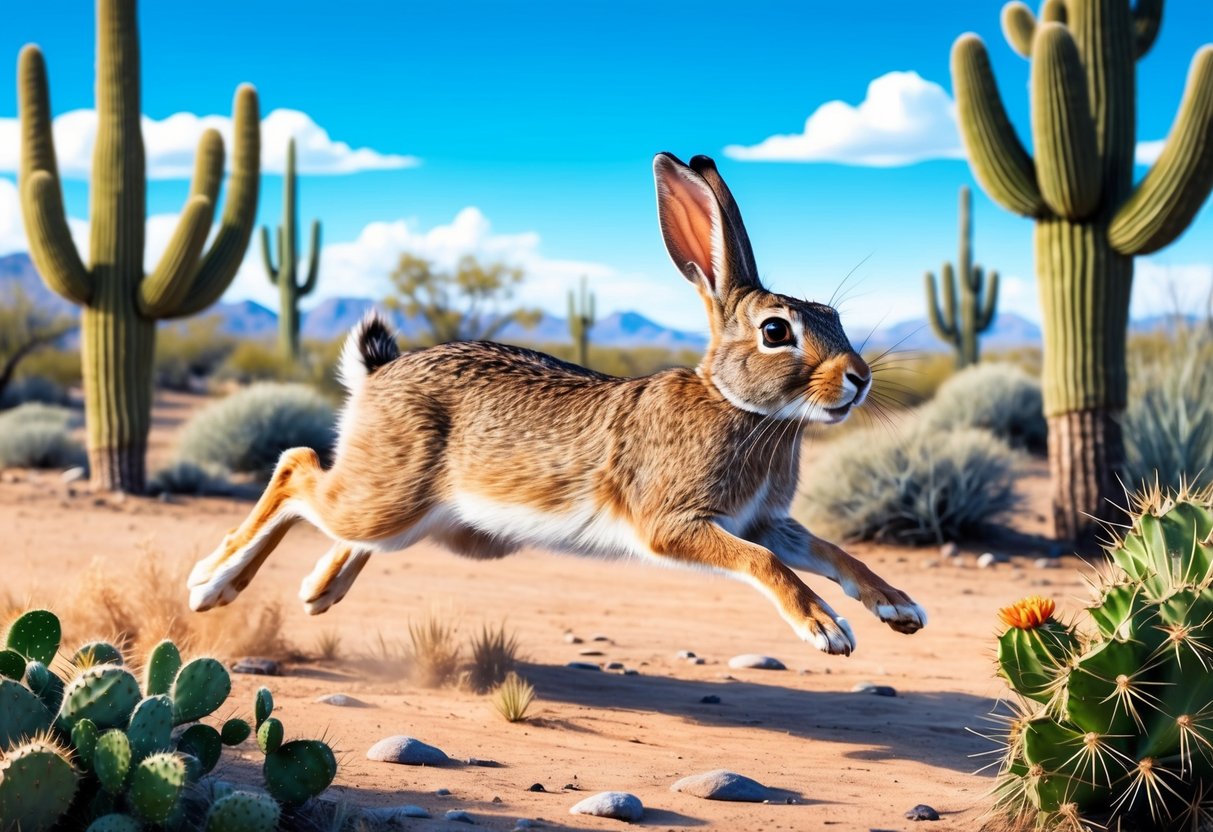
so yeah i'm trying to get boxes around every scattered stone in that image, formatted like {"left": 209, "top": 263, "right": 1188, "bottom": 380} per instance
{"left": 569, "top": 792, "right": 644, "bottom": 822}
{"left": 578, "top": 649, "right": 605, "bottom": 657}
{"left": 563, "top": 784, "right": 581, "bottom": 791}
{"left": 591, "top": 634, "right": 611, "bottom": 642}
{"left": 566, "top": 662, "right": 601, "bottom": 672}
{"left": 976, "top": 553, "right": 998, "bottom": 569}
{"left": 727, "top": 654, "right": 786, "bottom": 671}
{"left": 492, "top": 796, "right": 503, "bottom": 803}
{"left": 623, "top": 669, "right": 639, "bottom": 676}
{"left": 689, "top": 657, "right": 705, "bottom": 665}
{"left": 940, "top": 542, "right": 959, "bottom": 559}
{"left": 699, "top": 694, "right": 721, "bottom": 705}
{"left": 445, "top": 809, "right": 475, "bottom": 824}
{"left": 605, "top": 661, "right": 625, "bottom": 671}
{"left": 675, "top": 650, "right": 697, "bottom": 660}
{"left": 366, "top": 736, "right": 450, "bottom": 766}
{"left": 1034, "top": 557, "right": 1061, "bottom": 569}
{"left": 564, "top": 633, "right": 584, "bottom": 645}
{"left": 315, "top": 693, "right": 369, "bottom": 708}
{"left": 361, "top": 805, "right": 431, "bottom": 821}
{"left": 528, "top": 783, "right": 547, "bottom": 793}
{"left": 435, "top": 788, "right": 452, "bottom": 796}
{"left": 671, "top": 770, "right": 777, "bottom": 802}
{"left": 905, "top": 804, "right": 940, "bottom": 821}
{"left": 852, "top": 682, "right": 897, "bottom": 697}
{"left": 61, "top": 466, "right": 86, "bottom": 484}
{"left": 232, "top": 657, "right": 280, "bottom": 676}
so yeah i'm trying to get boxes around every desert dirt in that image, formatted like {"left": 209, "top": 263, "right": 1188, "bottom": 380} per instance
{"left": 1, "top": 391, "right": 1089, "bottom": 831}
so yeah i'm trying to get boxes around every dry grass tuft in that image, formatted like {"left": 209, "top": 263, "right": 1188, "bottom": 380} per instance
{"left": 493, "top": 672, "right": 535, "bottom": 723}
{"left": 407, "top": 610, "right": 461, "bottom": 688}
{"left": 315, "top": 628, "right": 343, "bottom": 662}
{"left": 467, "top": 622, "right": 520, "bottom": 693}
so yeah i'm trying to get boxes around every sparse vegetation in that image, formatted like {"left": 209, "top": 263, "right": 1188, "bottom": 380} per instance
{"left": 0, "top": 403, "right": 85, "bottom": 470}
{"left": 407, "top": 611, "right": 461, "bottom": 688}
{"left": 315, "top": 628, "right": 343, "bottom": 662}
{"left": 920, "top": 363, "right": 1046, "bottom": 453}
{"left": 798, "top": 422, "right": 1018, "bottom": 544}
{"left": 154, "top": 317, "right": 237, "bottom": 392}
{"left": 493, "top": 672, "right": 535, "bottom": 723}
{"left": 149, "top": 459, "right": 234, "bottom": 496}
{"left": 0, "top": 374, "right": 70, "bottom": 408}
{"left": 467, "top": 622, "right": 520, "bottom": 693}
{"left": 175, "top": 383, "right": 335, "bottom": 478}
{"left": 0, "top": 285, "right": 75, "bottom": 406}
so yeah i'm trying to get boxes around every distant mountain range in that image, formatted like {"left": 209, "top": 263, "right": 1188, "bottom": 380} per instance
{"left": 0, "top": 251, "right": 1200, "bottom": 355}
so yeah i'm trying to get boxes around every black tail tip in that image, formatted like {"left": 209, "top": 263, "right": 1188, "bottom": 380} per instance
{"left": 357, "top": 311, "right": 400, "bottom": 374}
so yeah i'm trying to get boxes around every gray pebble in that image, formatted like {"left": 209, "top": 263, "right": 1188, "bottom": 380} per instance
{"left": 528, "top": 783, "right": 546, "bottom": 792}
{"left": 315, "top": 693, "right": 369, "bottom": 708}
{"left": 435, "top": 788, "right": 452, "bottom": 796}
{"left": 566, "top": 662, "right": 601, "bottom": 671}
{"left": 366, "top": 736, "right": 450, "bottom": 766}
{"left": 61, "top": 466, "right": 86, "bottom": 484}
{"left": 445, "top": 809, "right": 475, "bottom": 824}
{"left": 569, "top": 791, "right": 644, "bottom": 822}
{"left": 852, "top": 682, "right": 897, "bottom": 697}
{"left": 671, "top": 770, "right": 777, "bottom": 802}
{"left": 905, "top": 804, "right": 940, "bottom": 821}
{"left": 578, "top": 649, "right": 605, "bottom": 657}
{"left": 232, "top": 657, "right": 280, "bottom": 676}
{"left": 675, "top": 650, "right": 697, "bottom": 660}
{"left": 939, "top": 542, "right": 959, "bottom": 559}
{"left": 361, "top": 805, "right": 431, "bottom": 821}
{"left": 563, "top": 633, "right": 583, "bottom": 644}
{"left": 605, "top": 661, "right": 625, "bottom": 671}
{"left": 1034, "top": 557, "right": 1061, "bottom": 569}
{"left": 976, "top": 553, "right": 998, "bottom": 569}
{"left": 727, "top": 654, "right": 786, "bottom": 671}
{"left": 591, "top": 634, "right": 611, "bottom": 642}
{"left": 689, "top": 657, "right": 705, "bottom": 665}
{"left": 623, "top": 668, "right": 639, "bottom": 676}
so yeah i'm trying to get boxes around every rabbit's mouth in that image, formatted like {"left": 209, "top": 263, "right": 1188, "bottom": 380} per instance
{"left": 820, "top": 400, "right": 855, "bottom": 423}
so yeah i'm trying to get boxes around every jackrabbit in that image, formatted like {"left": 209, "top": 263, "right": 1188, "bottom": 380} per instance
{"left": 188, "top": 152, "right": 925, "bottom": 655}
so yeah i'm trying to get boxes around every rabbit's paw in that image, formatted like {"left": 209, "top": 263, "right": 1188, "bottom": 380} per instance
{"left": 862, "top": 586, "right": 927, "bottom": 635}
{"left": 795, "top": 613, "right": 856, "bottom": 656}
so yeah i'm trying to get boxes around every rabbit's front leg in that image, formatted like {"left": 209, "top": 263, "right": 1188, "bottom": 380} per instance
{"left": 753, "top": 517, "right": 927, "bottom": 635}
{"left": 648, "top": 519, "right": 856, "bottom": 655}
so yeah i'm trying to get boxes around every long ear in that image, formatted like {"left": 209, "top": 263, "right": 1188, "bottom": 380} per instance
{"left": 653, "top": 152, "right": 758, "bottom": 300}
{"left": 690, "top": 155, "right": 758, "bottom": 280}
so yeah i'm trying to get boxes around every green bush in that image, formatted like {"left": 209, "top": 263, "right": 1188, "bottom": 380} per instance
{"left": 176, "top": 384, "right": 335, "bottom": 477}
{"left": 155, "top": 318, "right": 236, "bottom": 391}
{"left": 920, "top": 362, "right": 1046, "bottom": 452}
{"left": 11, "top": 347, "right": 81, "bottom": 389}
{"left": 0, "top": 375, "right": 70, "bottom": 408}
{"left": 0, "top": 404, "right": 85, "bottom": 469}
{"left": 149, "top": 459, "right": 233, "bottom": 496}
{"left": 216, "top": 341, "right": 304, "bottom": 385}
{"left": 796, "top": 423, "right": 1019, "bottom": 544}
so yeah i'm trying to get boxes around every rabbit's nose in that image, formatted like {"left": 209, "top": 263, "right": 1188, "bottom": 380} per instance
{"left": 845, "top": 370, "right": 869, "bottom": 390}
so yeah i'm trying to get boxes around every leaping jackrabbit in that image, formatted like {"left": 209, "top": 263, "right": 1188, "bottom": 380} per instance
{"left": 187, "top": 152, "right": 926, "bottom": 655}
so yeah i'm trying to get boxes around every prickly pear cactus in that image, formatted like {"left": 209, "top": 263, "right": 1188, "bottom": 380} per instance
{"left": 991, "top": 487, "right": 1213, "bottom": 828}
{"left": 205, "top": 790, "right": 281, "bottom": 832}
{"left": 127, "top": 751, "right": 187, "bottom": 823}
{"left": 0, "top": 740, "right": 78, "bottom": 832}
{"left": 0, "top": 679, "right": 53, "bottom": 750}
{"left": 143, "top": 639, "right": 181, "bottom": 697}
{"left": 5, "top": 609, "right": 61, "bottom": 665}
{"left": 171, "top": 657, "right": 231, "bottom": 724}
{"left": 59, "top": 665, "right": 142, "bottom": 731}
{"left": 74, "top": 641, "right": 124, "bottom": 668}
{"left": 263, "top": 739, "right": 338, "bottom": 806}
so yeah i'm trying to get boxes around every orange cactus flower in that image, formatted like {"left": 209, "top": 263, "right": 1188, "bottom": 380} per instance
{"left": 998, "top": 596, "right": 1056, "bottom": 630}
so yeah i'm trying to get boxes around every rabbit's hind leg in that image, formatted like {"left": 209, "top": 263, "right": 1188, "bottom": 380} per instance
{"left": 188, "top": 447, "right": 322, "bottom": 612}
{"left": 299, "top": 541, "right": 373, "bottom": 615}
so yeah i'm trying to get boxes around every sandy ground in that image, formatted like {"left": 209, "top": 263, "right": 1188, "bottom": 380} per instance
{"left": 0, "top": 391, "right": 1092, "bottom": 831}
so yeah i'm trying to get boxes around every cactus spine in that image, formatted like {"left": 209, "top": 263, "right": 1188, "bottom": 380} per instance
{"left": 925, "top": 186, "right": 999, "bottom": 368}
{"left": 260, "top": 138, "right": 321, "bottom": 360}
{"left": 567, "top": 276, "right": 595, "bottom": 367}
{"left": 951, "top": 1, "right": 1213, "bottom": 546}
{"left": 17, "top": 0, "right": 260, "bottom": 493}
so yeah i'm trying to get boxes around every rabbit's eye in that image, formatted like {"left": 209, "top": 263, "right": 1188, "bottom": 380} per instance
{"left": 761, "top": 318, "right": 794, "bottom": 347}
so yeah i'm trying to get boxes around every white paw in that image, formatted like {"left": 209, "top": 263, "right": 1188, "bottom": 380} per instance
{"left": 188, "top": 579, "right": 237, "bottom": 612}
{"left": 874, "top": 602, "right": 927, "bottom": 633}
{"left": 799, "top": 616, "right": 856, "bottom": 656}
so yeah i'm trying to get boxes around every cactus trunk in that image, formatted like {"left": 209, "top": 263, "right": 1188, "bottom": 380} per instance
{"left": 82, "top": 309, "right": 154, "bottom": 491}
{"left": 262, "top": 138, "right": 320, "bottom": 361}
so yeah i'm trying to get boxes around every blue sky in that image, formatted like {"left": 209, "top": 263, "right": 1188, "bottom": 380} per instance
{"left": 1, "top": 1, "right": 1211, "bottom": 336}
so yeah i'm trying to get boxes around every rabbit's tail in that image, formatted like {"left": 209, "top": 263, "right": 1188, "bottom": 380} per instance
{"left": 338, "top": 309, "right": 400, "bottom": 393}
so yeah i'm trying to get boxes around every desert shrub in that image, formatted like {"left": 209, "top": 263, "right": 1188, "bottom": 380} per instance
{"left": 1124, "top": 328, "right": 1213, "bottom": 492}
{"left": 408, "top": 611, "right": 461, "bottom": 687}
{"left": 797, "top": 423, "right": 1019, "bottom": 544}
{"left": 0, "top": 374, "right": 70, "bottom": 408}
{"left": 920, "top": 363, "right": 1046, "bottom": 452}
{"left": 16, "top": 346, "right": 82, "bottom": 388}
{"left": 216, "top": 341, "right": 306, "bottom": 384}
{"left": 155, "top": 317, "right": 237, "bottom": 390}
{"left": 175, "top": 383, "right": 334, "bottom": 477}
{"left": 493, "top": 672, "right": 535, "bottom": 723}
{"left": 467, "top": 622, "right": 520, "bottom": 693}
{"left": 315, "top": 628, "right": 342, "bottom": 661}
{"left": 0, "top": 403, "right": 85, "bottom": 469}
{"left": 149, "top": 459, "right": 232, "bottom": 496}
{"left": 864, "top": 351, "right": 954, "bottom": 409}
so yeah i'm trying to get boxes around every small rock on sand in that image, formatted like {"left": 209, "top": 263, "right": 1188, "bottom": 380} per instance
{"left": 578, "top": 649, "right": 605, "bottom": 657}
{"left": 605, "top": 661, "right": 625, "bottom": 671}
{"left": 569, "top": 792, "right": 644, "bottom": 822}
{"left": 564, "top": 633, "right": 583, "bottom": 644}
{"left": 976, "top": 553, "right": 998, "bottom": 569}
{"left": 232, "top": 657, "right": 280, "bottom": 676}
{"left": 675, "top": 650, "right": 697, "bottom": 660}
{"left": 435, "top": 788, "right": 452, "bottom": 796}
{"left": 905, "top": 803, "right": 941, "bottom": 821}
{"left": 1034, "top": 557, "right": 1061, "bottom": 569}
{"left": 366, "top": 736, "right": 450, "bottom": 766}
{"left": 361, "top": 805, "right": 431, "bottom": 821}
{"left": 61, "top": 467, "right": 86, "bottom": 484}
{"left": 591, "top": 634, "right": 612, "bottom": 642}
{"left": 728, "top": 654, "right": 785, "bottom": 671}
{"left": 528, "top": 783, "right": 546, "bottom": 792}
{"left": 852, "top": 682, "right": 897, "bottom": 697}
{"left": 671, "top": 770, "right": 777, "bottom": 802}
{"left": 566, "top": 662, "right": 601, "bottom": 671}
{"left": 316, "top": 693, "right": 369, "bottom": 708}
{"left": 940, "top": 542, "right": 959, "bottom": 559}
{"left": 445, "top": 809, "right": 475, "bottom": 824}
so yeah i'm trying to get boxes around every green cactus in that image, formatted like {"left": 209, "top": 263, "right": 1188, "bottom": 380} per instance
{"left": 127, "top": 752, "right": 186, "bottom": 823}
{"left": 254, "top": 687, "right": 273, "bottom": 729}
{"left": 924, "top": 186, "right": 999, "bottom": 368}
{"left": 24, "top": 660, "right": 62, "bottom": 713}
{"left": 257, "top": 717, "right": 283, "bottom": 755}
{"left": 75, "top": 641, "right": 124, "bottom": 668}
{"left": 990, "top": 486, "right": 1213, "bottom": 827}
{"left": 16, "top": 0, "right": 260, "bottom": 493}
{"left": 71, "top": 718, "right": 99, "bottom": 772}
{"left": 94, "top": 729, "right": 132, "bottom": 795}
{"left": 567, "top": 275, "right": 596, "bottom": 368}
{"left": 0, "top": 740, "right": 78, "bottom": 832}
{"left": 951, "top": 1, "right": 1213, "bottom": 546}
{"left": 0, "top": 650, "right": 25, "bottom": 681}
{"left": 220, "top": 718, "right": 251, "bottom": 746}
{"left": 205, "top": 791, "right": 282, "bottom": 832}
{"left": 59, "top": 665, "right": 142, "bottom": 731}
{"left": 5, "top": 609, "right": 61, "bottom": 665}
{"left": 142, "top": 640, "right": 181, "bottom": 697}
{"left": 178, "top": 723, "right": 222, "bottom": 775}
{"left": 263, "top": 739, "right": 337, "bottom": 806}
{"left": 261, "top": 138, "right": 321, "bottom": 360}
{"left": 85, "top": 815, "right": 143, "bottom": 832}
{"left": 0, "top": 679, "right": 53, "bottom": 750}
{"left": 126, "top": 695, "right": 173, "bottom": 762}
{"left": 170, "top": 657, "right": 230, "bottom": 725}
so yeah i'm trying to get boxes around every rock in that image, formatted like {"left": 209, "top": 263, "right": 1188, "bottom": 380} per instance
{"left": 528, "top": 783, "right": 547, "bottom": 792}
{"left": 591, "top": 634, "right": 611, "bottom": 642}
{"left": 564, "top": 633, "right": 584, "bottom": 644}
{"left": 905, "top": 804, "right": 940, "bottom": 821}
{"left": 605, "top": 661, "right": 625, "bottom": 671}
{"left": 578, "top": 649, "right": 605, "bottom": 657}
{"left": 1034, "top": 557, "right": 1061, "bottom": 570}
{"left": 689, "top": 657, "right": 705, "bottom": 665}
{"left": 61, "top": 466, "right": 86, "bottom": 484}
{"left": 852, "top": 682, "right": 897, "bottom": 697}
{"left": 727, "top": 654, "right": 785, "bottom": 671}
{"left": 361, "top": 805, "right": 431, "bottom": 821}
{"left": 366, "top": 736, "right": 450, "bottom": 766}
{"left": 623, "top": 668, "right": 639, "bottom": 676}
{"left": 566, "top": 662, "right": 601, "bottom": 671}
{"left": 699, "top": 694, "right": 721, "bottom": 704}
{"left": 492, "top": 796, "right": 503, "bottom": 803}
{"left": 316, "top": 693, "right": 369, "bottom": 707}
{"left": 671, "top": 770, "right": 776, "bottom": 802}
{"left": 435, "top": 788, "right": 452, "bottom": 796}
{"left": 939, "top": 542, "right": 959, "bottom": 559}
{"left": 569, "top": 792, "right": 644, "bottom": 822}
{"left": 976, "top": 553, "right": 998, "bottom": 569}
{"left": 445, "top": 809, "right": 475, "bottom": 824}
{"left": 232, "top": 657, "right": 280, "bottom": 676}
{"left": 675, "top": 650, "right": 697, "bottom": 660}
{"left": 563, "top": 784, "right": 580, "bottom": 791}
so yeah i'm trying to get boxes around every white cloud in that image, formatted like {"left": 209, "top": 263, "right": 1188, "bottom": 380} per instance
{"left": 1136, "top": 139, "right": 1165, "bottom": 166}
{"left": 0, "top": 108, "right": 419, "bottom": 179}
{"left": 1132, "top": 260, "right": 1213, "bottom": 319}
{"left": 724, "top": 72, "right": 964, "bottom": 167}
{"left": 0, "top": 178, "right": 26, "bottom": 255}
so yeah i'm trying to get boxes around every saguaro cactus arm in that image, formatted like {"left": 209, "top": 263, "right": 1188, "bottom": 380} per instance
{"left": 1032, "top": 24, "right": 1102, "bottom": 219}
{"left": 1133, "top": 0, "right": 1164, "bottom": 58}
{"left": 17, "top": 47, "right": 91, "bottom": 306}
{"left": 1002, "top": 2, "right": 1036, "bottom": 58}
{"left": 301, "top": 220, "right": 322, "bottom": 295}
{"left": 952, "top": 35, "right": 1047, "bottom": 218}
{"left": 164, "top": 85, "right": 261, "bottom": 319}
{"left": 979, "top": 268, "right": 999, "bottom": 330}
{"left": 260, "top": 226, "right": 281, "bottom": 283}
{"left": 1109, "top": 47, "right": 1213, "bottom": 256}
{"left": 925, "top": 265, "right": 958, "bottom": 343}
{"left": 1041, "top": 0, "right": 1067, "bottom": 24}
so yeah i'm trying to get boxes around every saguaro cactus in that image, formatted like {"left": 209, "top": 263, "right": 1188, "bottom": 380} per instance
{"left": 260, "top": 138, "right": 320, "bottom": 360}
{"left": 567, "top": 276, "right": 595, "bottom": 367}
{"left": 951, "top": 0, "right": 1213, "bottom": 546}
{"left": 18, "top": 0, "right": 260, "bottom": 493}
{"left": 925, "top": 185, "right": 1000, "bottom": 368}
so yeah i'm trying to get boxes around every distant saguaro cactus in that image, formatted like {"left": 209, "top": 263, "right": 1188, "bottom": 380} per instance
{"left": 567, "top": 276, "right": 595, "bottom": 367}
{"left": 950, "top": 0, "right": 1213, "bottom": 546}
{"left": 17, "top": 0, "right": 260, "bottom": 493}
{"left": 261, "top": 138, "right": 321, "bottom": 360}
{"left": 925, "top": 186, "right": 999, "bottom": 368}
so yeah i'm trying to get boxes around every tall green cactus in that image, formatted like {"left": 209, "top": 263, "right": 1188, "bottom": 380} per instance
{"left": 567, "top": 276, "right": 595, "bottom": 367}
{"left": 260, "top": 138, "right": 320, "bottom": 360}
{"left": 925, "top": 186, "right": 1000, "bottom": 368}
{"left": 951, "top": 1, "right": 1213, "bottom": 546}
{"left": 17, "top": 0, "right": 260, "bottom": 493}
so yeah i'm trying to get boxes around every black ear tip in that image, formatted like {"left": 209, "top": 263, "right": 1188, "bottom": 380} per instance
{"left": 653, "top": 151, "right": 686, "bottom": 169}
{"left": 689, "top": 154, "right": 717, "bottom": 173}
